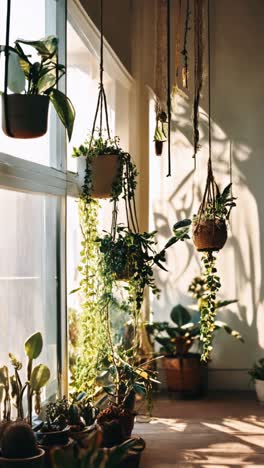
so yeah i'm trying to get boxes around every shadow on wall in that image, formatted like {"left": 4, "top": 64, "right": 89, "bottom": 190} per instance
{"left": 149, "top": 0, "right": 264, "bottom": 376}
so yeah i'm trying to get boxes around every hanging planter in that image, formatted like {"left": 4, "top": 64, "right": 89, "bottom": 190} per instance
{"left": 193, "top": 219, "right": 227, "bottom": 252}
{"left": 74, "top": 133, "right": 127, "bottom": 199}
{"left": 2, "top": 94, "right": 50, "bottom": 139}
{"left": 1, "top": 10, "right": 75, "bottom": 140}
{"left": 192, "top": 159, "right": 236, "bottom": 252}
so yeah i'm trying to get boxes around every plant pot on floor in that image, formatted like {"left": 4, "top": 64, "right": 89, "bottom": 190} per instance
{"left": 77, "top": 154, "right": 119, "bottom": 198}
{"left": 0, "top": 448, "right": 45, "bottom": 468}
{"left": 193, "top": 219, "right": 227, "bottom": 252}
{"left": 163, "top": 353, "right": 208, "bottom": 398}
{"left": 255, "top": 379, "right": 264, "bottom": 404}
{"left": 97, "top": 406, "right": 135, "bottom": 448}
{"left": 116, "top": 437, "right": 145, "bottom": 468}
{"left": 2, "top": 94, "right": 50, "bottom": 139}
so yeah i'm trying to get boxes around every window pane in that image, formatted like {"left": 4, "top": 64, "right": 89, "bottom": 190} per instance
{"left": 0, "top": 0, "right": 58, "bottom": 167}
{"left": 0, "top": 189, "right": 58, "bottom": 401}
{"left": 67, "top": 21, "right": 116, "bottom": 172}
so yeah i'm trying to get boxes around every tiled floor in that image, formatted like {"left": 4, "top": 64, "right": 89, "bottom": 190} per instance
{"left": 134, "top": 392, "right": 264, "bottom": 467}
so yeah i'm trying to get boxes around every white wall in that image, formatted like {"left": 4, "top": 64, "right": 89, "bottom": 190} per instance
{"left": 145, "top": 0, "right": 264, "bottom": 390}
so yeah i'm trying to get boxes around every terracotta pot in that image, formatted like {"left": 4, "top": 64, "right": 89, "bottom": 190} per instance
{"left": 155, "top": 140, "right": 163, "bottom": 156}
{"left": 0, "top": 448, "right": 45, "bottom": 468}
{"left": 193, "top": 219, "right": 227, "bottom": 252}
{"left": 2, "top": 94, "right": 49, "bottom": 139}
{"left": 39, "top": 438, "right": 73, "bottom": 468}
{"left": 91, "top": 154, "right": 119, "bottom": 198}
{"left": 97, "top": 406, "right": 135, "bottom": 448}
{"left": 163, "top": 354, "right": 208, "bottom": 398}
{"left": 36, "top": 427, "right": 70, "bottom": 447}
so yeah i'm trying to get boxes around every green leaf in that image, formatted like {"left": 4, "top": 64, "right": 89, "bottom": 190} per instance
{"left": 173, "top": 219, "right": 192, "bottom": 230}
{"left": 24, "top": 332, "right": 43, "bottom": 360}
{"left": 49, "top": 89, "right": 75, "bottom": 141}
{"left": 30, "top": 364, "right": 50, "bottom": 391}
{"left": 221, "top": 183, "right": 232, "bottom": 202}
{"left": 170, "top": 304, "right": 191, "bottom": 327}
{"left": 16, "top": 36, "right": 58, "bottom": 59}
{"left": 215, "top": 299, "right": 238, "bottom": 310}
{"left": 7, "top": 51, "right": 25, "bottom": 93}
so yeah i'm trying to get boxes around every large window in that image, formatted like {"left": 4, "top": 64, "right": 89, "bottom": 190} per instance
{"left": 0, "top": 0, "right": 68, "bottom": 401}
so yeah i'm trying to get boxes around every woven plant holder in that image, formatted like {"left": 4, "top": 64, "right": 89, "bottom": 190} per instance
{"left": 193, "top": 159, "right": 227, "bottom": 252}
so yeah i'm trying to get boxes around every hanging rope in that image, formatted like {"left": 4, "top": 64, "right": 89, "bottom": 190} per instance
{"left": 192, "top": 0, "right": 204, "bottom": 167}
{"left": 175, "top": 0, "right": 182, "bottom": 88}
{"left": 194, "top": 0, "right": 216, "bottom": 231}
{"left": 3, "top": 0, "right": 13, "bottom": 137}
{"left": 166, "top": 0, "right": 171, "bottom": 177}
{"left": 88, "top": 0, "right": 111, "bottom": 149}
{"left": 181, "top": 0, "right": 191, "bottom": 89}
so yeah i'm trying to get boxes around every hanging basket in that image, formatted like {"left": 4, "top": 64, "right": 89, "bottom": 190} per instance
{"left": 193, "top": 219, "right": 227, "bottom": 252}
{"left": 2, "top": 94, "right": 49, "bottom": 139}
{"left": 91, "top": 154, "right": 119, "bottom": 199}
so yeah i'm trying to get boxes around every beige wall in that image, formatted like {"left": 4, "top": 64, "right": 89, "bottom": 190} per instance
{"left": 79, "top": 0, "right": 264, "bottom": 390}
{"left": 80, "top": 0, "right": 132, "bottom": 72}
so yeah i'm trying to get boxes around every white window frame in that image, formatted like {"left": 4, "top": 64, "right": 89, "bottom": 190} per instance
{"left": 0, "top": 0, "right": 134, "bottom": 397}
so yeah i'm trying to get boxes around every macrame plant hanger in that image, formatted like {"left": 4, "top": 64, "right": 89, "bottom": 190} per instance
{"left": 166, "top": 0, "right": 171, "bottom": 177}
{"left": 194, "top": 0, "right": 217, "bottom": 241}
{"left": 3, "top": 0, "right": 13, "bottom": 137}
{"left": 85, "top": 0, "right": 139, "bottom": 239}
{"left": 193, "top": 0, "right": 204, "bottom": 168}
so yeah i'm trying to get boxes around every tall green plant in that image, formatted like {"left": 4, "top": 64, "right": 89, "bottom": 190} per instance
{"left": 70, "top": 198, "right": 110, "bottom": 394}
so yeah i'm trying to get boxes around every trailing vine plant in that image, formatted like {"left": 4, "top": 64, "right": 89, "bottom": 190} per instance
{"left": 199, "top": 252, "right": 221, "bottom": 361}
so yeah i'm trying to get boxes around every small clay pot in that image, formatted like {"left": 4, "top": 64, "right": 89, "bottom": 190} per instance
{"left": 2, "top": 94, "right": 50, "bottom": 139}
{"left": 0, "top": 448, "right": 45, "bottom": 468}
{"left": 155, "top": 140, "right": 163, "bottom": 156}
{"left": 193, "top": 219, "right": 227, "bottom": 252}
{"left": 91, "top": 154, "right": 119, "bottom": 198}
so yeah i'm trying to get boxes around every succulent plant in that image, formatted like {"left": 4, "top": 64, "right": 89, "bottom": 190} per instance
{"left": 1, "top": 421, "right": 38, "bottom": 459}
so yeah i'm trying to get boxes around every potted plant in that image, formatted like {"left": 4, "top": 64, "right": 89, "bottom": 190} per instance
{"left": 36, "top": 397, "right": 70, "bottom": 447}
{"left": 98, "top": 220, "right": 191, "bottom": 312}
{"left": 147, "top": 286, "right": 243, "bottom": 397}
{"left": 96, "top": 355, "right": 158, "bottom": 448}
{"left": 249, "top": 359, "right": 264, "bottom": 404}
{"left": 192, "top": 166, "right": 236, "bottom": 253}
{"left": 0, "top": 332, "right": 50, "bottom": 425}
{"left": 73, "top": 133, "right": 137, "bottom": 199}
{"left": 1, "top": 36, "right": 75, "bottom": 139}
{"left": 0, "top": 421, "right": 45, "bottom": 468}
{"left": 52, "top": 428, "right": 145, "bottom": 468}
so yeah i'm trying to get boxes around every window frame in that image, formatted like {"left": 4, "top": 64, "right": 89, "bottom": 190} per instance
{"left": 0, "top": 0, "right": 134, "bottom": 398}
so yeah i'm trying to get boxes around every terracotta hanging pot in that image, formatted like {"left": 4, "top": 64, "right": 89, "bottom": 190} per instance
{"left": 91, "top": 154, "right": 119, "bottom": 198}
{"left": 2, "top": 94, "right": 50, "bottom": 139}
{"left": 193, "top": 219, "right": 227, "bottom": 252}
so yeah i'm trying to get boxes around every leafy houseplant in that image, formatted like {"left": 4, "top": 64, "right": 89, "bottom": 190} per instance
{"left": 249, "top": 359, "right": 264, "bottom": 404}
{"left": 36, "top": 398, "right": 70, "bottom": 447}
{"left": 98, "top": 220, "right": 191, "bottom": 312}
{"left": 73, "top": 133, "right": 137, "bottom": 200}
{"left": 193, "top": 179, "right": 236, "bottom": 253}
{"left": 96, "top": 355, "right": 158, "bottom": 448}
{"left": 148, "top": 281, "right": 243, "bottom": 396}
{"left": 1, "top": 36, "right": 75, "bottom": 139}
{"left": 52, "top": 429, "right": 145, "bottom": 468}
{"left": 0, "top": 332, "right": 50, "bottom": 425}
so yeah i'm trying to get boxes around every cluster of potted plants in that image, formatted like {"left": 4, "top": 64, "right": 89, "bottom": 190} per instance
{"left": 147, "top": 276, "right": 244, "bottom": 398}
